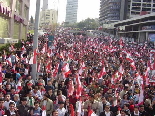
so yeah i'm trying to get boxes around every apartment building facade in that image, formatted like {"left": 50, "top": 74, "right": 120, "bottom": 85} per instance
{"left": 65, "top": 0, "right": 78, "bottom": 24}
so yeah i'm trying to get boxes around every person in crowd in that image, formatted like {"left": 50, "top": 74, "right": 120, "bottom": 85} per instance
{"left": 57, "top": 101, "right": 66, "bottom": 116}
{"left": 99, "top": 104, "right": 114, "bottom": 116}
{"left": 4, "top": 94, "right": 16, "bottom": 110}
{"left": 29, "top": 101, "right": 42, "bottom": 116}
{"left": 5, "top": 102, "right": 19, "bottom": 116}
{"left": 40, "top": 93, "right": 53, "bottom": 116}
{"left": 17, "top": 97, "right": 30, "bottom": 116}
{"left": 0, "top": 98, "right": 7, "bottom": 116}
{"left": 26, "top": 91, "right": 35, "bottom": 107}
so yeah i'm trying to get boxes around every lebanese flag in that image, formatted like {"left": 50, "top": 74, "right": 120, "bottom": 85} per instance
{"left": 136, "top": 73, "right": 143, "bottom": 86}
{"left": 88, "top": 110, "right": 97, "bottom": 116}
{"left": 62, "top": 63, "right": 71, "bottom": 77}
{"left": 76, "top": 74, "right": 82, "bottom": 99}
{"left": 16, "top": 81, "right": 22, "bottom": 93}
{"left": 6, "top": 57, "right": 12, "bottom": 66}
{"left": 0, "top": 64, "right": 2, "bottom": 85}
{"left": 70, "top": 104, "right": 75, "bottom": 116}
{"left": 21, "top": 45, "right": 26, "bottom": 51}
{"left": 138, "top": 86, "right": 144, "bottom": 105}
{"left": 79, "top": 62, "right": 86, "bottom": 75}
{"left": 46, "top": 62, "right": 51, "bottom": 73}
{"left": 9, "top": 45, "right": 15, "bottom": 51}
{"left": 16, "top": 54, "right": 20, "bottom": 62}
{"left": 52, "top": 63, "right": 59, "bottom": 77}
{"left": 130, "top": 61, "right": 136, "bottom": 70}
{"left": 144, "top": 67, "right": 150, "bottom": 85}
{"left": 41, "top": 45, "right": 46, "bottom": 53}
{"left": 33, "top": 49, "right": 37, "bottom": 64}
{"left": 118, "top": 65, "right": 124, "bottom": 81}
{"left": 98, "top": 66, "right": 106, "bottom": 79}
{"left": 29, "top": 49, "right": 37, "bottom": 64}
{"left": 119, "top": 37, "right": 124, "bottom": 49}
{"left": 126, "top": 52, "right": 134, "bottom": 63}
{"left": 68, "top": 80, "right": 74, "bottom": 96}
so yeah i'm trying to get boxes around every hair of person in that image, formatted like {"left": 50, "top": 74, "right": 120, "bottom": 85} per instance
{"left": 9, "top": 102, "right": 15, "bottom": 106}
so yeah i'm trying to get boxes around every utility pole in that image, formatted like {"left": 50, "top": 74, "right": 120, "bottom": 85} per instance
{"left": 32, "top": 0, "right": 40, "bottom": 80}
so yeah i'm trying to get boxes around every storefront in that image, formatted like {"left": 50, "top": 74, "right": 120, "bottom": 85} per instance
{"left": 0, "top": 0, "right": 30, "bottom": 43}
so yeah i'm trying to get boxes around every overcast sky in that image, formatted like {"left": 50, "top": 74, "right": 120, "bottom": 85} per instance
{"left": 29, "top": 0, "right": 100, "bottom": 23}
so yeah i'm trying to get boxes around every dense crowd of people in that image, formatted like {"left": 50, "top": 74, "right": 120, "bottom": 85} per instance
{"left": 0, "top": 27, "right": 155, "bottom": 116}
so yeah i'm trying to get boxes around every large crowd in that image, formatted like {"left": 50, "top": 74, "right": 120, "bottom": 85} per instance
{"left": 0, "top": 27, "right": 155, "bottom": 116}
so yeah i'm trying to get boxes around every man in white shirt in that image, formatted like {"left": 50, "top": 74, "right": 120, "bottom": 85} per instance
{"left": 57, "top": 101, "right": 66, "bottom": 116}
{"left": 4, "top": 94, "right": 16, "bottom": 110}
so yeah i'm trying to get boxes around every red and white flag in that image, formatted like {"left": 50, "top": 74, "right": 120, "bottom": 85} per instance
{"left": 88, "top": 110, "right": 97, "bottom": 116}
{"left": 76, "top": 74, "right": 82, "bottom": 99}
{"left": 68, "top": 80, "right": 74, "bottom": 96}
{"left": 6, "top": 57, "right": 12, "bottom": 66}
{"left": 16, "top": 81, "right": 22, "bottom": 93}
{"left": 29, "top": 49, "right": 37, "bottom": 64}
{"left": 98, "top": 66, "right": 106, "bottom": 79}
{"left": 0, "top": 64, "right": 2, "bottom": 85}
{"left": 62, "top": 63, "right": 71, "bottom": 77}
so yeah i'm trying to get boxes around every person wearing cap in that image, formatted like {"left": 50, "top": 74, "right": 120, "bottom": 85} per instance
{"left": 57, "top": 101, "right": 66, "bottom": 116}
{"left": 40, "top": 93, "right": 53, "bottom": 116}
{"left": 17, "top": 97, "right": 30, "bottom": 116}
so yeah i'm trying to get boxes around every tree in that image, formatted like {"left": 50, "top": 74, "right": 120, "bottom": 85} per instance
{"left": 30, "top": 16, "right": 34, "bottom": 23}
{"left": 76, "top": 18, "right": 99, "bottom": 30}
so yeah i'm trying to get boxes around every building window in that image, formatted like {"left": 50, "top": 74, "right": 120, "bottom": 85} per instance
{"left": 15, "top": 0, "right": 21, "bottom": 15}
{"left": 13, "top": 22, "right": 20, "bottom": 39}
{"left": 0, "top": 17, "right": 9, "bottom": 38}
{"left": 24, "top": 6, "right": 28, "bottom": 19}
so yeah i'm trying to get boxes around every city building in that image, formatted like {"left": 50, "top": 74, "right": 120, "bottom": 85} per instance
{"left": 99, "top": 0, "right": 124, "bottom": 25}
{"left": 99, "top": 0, "right": 155, "bottom": 25}
{"left": 42, "top": 0, "right": 48, "bottom": 10}
{"left": 65, "top": 0, "right": 78, "bottom": 24}
{"left": 39, "top": 9, "right": 58, "bottom": 29}
{"left": 128, "top": 0, "right": 155, "bottom": 18}
{"left": 114, "top": 13, "right": 155, "bottom": 43}
{"left": 0, "top": 0, "right": 30, "bottom": 42}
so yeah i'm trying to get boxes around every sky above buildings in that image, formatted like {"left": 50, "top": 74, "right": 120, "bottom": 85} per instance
{"left": 29, "top": 0, "right": 100, "bottom": 23}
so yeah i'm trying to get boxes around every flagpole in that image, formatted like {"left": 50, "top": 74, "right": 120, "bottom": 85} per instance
{"left": 32, "top": 0, "right": 40, "bottom": 80}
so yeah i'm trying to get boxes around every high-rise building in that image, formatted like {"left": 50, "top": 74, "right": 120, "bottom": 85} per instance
{"left": 42, "top": 0, "right": 48, "bottom": 10}
{"left": 129, "top": 0, "right": 155, "bottom": 18}
{"left": 99, "top": 0, "right": 155, "bottom": 25}
{"left": 65, "top": 0, "right": 78, "bottom": 24}
{"left": 0, "top": 0, "right": 30, "bottom": 41}
{"left": 99, "top": 0, "right": 128, "bottom": 25}
{"left": 39, "top": 9, "right": 58, "bottom": 28}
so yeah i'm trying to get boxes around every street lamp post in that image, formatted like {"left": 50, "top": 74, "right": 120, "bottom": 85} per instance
{"left": 32, "top": 0, "right": 41, "bottom": 80}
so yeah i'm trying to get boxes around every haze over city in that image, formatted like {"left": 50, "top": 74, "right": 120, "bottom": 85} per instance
{"left": 29, "top": 0, "right": 100, "bottom": 23}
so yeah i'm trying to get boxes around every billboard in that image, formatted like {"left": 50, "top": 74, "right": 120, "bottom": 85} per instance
{"left": 148, "top": 34, "right": 155, "bottom": 42}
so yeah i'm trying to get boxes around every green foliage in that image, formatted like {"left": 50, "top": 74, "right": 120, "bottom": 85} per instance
{"left": 64, "top": 18, "right": 99, "bottom": 29}
{"left": 76, "top": 18, "right": 99, "bottom": 30}
{"left": 0, "top": 40, "right": 22, "bottom": 54}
